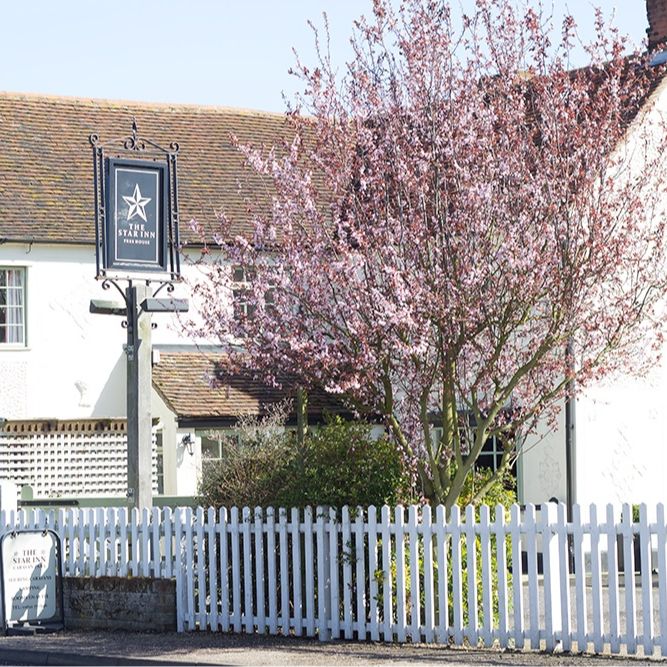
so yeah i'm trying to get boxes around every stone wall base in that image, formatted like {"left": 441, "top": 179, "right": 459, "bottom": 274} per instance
{"left": 63, "top": 576, "right": 176, "bottom": 632}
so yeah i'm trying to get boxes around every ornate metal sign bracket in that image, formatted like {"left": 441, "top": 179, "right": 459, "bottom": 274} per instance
{"left": 89, "top": 121, "right": 188, "bottom": 511}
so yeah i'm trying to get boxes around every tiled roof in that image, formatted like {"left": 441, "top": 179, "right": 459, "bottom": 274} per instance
{"left": 152, "top": 351, "right": 349, "bottom": 423}
{"left": 0, "top": 92, "right": 292, "bottom": 244}
{"left": 1, "top": 64, "right": 664, "bottom": 247}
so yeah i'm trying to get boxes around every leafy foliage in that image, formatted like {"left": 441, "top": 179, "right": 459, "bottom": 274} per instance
{"left": 280, "top": 416, "right": 411, "bottom": 509}
{"left": 199, "top": 413, "right": 410, "bottom": 510}
{"left": 192, "top": 0, "right": 667, "bottom": 509}
{"left": 197, "top": 403, "right": 294, "bottom": 509}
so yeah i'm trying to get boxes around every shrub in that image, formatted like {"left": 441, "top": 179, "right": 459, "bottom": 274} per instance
{"left": 459, "top": 466, "right": 517, "bottom": 510}
{"left": 198, "top": 413, "right": 411, "bottom": 510}
{"left": 197, "top": 402, "right": 295, "bottom": 509}
{"left": 279, "top": 416, "right": 411, "bottom": 509}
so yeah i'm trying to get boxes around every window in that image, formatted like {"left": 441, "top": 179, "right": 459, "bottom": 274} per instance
{"left": 200, "top": 431, "right": 240, "bottom": 460}
{"left": 231, "top": 265, "right": 275, "bottom": 321}
{"left": 155, "top": 431, "right": 164, "bottom": 495}
{"left": 476, "top": 434, "right": 506, "bottom": 472}
{"left": 0, "top": 267, "right": 25, "bottom": 345}
{"left": 431, "top": 426, "right": 514, "bottom": 474}
{"left": 232, "top": 266, "right": 257, "bottom": 320}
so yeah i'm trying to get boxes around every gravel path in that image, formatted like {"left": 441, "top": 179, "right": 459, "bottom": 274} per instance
{"left": 0, "top": 631, "right": 662, "bottom": 666}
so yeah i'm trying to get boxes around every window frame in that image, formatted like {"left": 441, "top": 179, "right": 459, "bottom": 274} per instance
{"left": 430, "top": 424, "right": 514, "bottom": 474}
{"left": 231, "top": 266, "right": 257, "bottom": 321}
{"left": 199, "top": 429, "right": 241, "bottom": 461}
{"left": 0, "top": 265, "right": 27, "bottom": 349}
{"left": 231, "top": 265, "right": 276, "bottom": 323}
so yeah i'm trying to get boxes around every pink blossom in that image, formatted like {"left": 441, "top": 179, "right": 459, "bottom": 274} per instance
{"left": 191, "top": 0, "right": 667, "bottom": 509}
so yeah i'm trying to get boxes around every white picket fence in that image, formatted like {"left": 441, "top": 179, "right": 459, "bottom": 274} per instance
{"left": 3, "top": 502, "right": 667, "bottom": 656}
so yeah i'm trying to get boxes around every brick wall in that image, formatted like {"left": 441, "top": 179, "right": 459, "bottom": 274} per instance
{"left": 648, "top": 0, "right": 667, "bottom": 51}
{"left": 63, "top": 576, "right": 176, "bottom": 632}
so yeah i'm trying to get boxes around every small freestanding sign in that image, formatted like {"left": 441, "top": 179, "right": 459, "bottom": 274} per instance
{"left": 0, "top": 530, "right": 64, "bottom": 633}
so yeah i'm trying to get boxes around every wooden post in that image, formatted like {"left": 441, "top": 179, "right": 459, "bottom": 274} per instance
{"left": 126, "top": 283, "right": 153, "bottom": 510}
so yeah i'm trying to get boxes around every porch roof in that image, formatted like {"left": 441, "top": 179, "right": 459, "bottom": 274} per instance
{"left": 151, "top": 350, "right": 351, "bottom": 426}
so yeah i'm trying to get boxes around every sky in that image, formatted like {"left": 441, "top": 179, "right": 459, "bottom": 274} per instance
{"left": 0, "top": 1, "right": 651, "bottom": 113}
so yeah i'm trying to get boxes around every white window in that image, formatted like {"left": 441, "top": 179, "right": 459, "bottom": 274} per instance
{"left": 200, "top": 430, "right": 241, "bottom": 460}
{"left": 0, "top": 267, "right": 25, "bottom": 346}
{"left": 232, "top": 266, "right": 256, "bottom": 320}
{"left": 231, "top": 265, "right": 275, "bottom": 321}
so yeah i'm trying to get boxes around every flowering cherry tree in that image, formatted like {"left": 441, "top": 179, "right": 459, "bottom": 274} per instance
{"left": 192, "top": 0, "right": 667, "bottom": 509}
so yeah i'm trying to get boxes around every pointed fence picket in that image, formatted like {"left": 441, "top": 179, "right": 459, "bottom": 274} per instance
{"left": 3, "top": 502, "right": 667, "bottom": 656}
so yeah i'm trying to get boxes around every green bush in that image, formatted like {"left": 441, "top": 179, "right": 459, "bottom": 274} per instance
{"left": 459, "top": 466, "right": 517, "bottom": 509}
{"left": 197, "top": 403, "right": 294, "bottom": 509}
{"left": 278, "top": 416, "right": 411, "bottom": 509}
{"left": 198, "top": 412, "right": 411, "bottom": 510}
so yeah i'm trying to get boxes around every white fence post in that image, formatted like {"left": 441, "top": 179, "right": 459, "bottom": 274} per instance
{"left": 464, "top": 504, "right": 478, "bottom": 646}
{"left": 291, "top": 507, "right": 303, "bottom": 636}
{"left": 219, "top": 507, "right": 230, "bottom": 633}
{"left": 367, "top": 505, "right": 379, "bottom": 642}
{"left": 315, "top": 506, "right": 331, "bottom": 641}
{"left": 254, "top": 506, "right": 266, "bottom": 635}
{"left": 510, "top": 503, "right": 524, "bottom": 650}
{"left": 266, "top": 506, "right": 277, "bottom": 635}
{"left": 656, "top": 503, "right": 667, "bottom": 658}
{"left": 278, "top": 507, "right": 289, "bottom": 636}
{"left": 639, "top": 503, "right": 655, "bottom": 655}
{"left": 174, "top": 507, "right": 184, "bottom": 632}
{"left": 395, "top": 505, "right": 407, "bottom": 643}
{"left": 330, "top": 506, "right": 341, "bottom": 641}
{"left": 408, "top": 504, "right": 421, "bottom": 643}
{"left": 242, "top": 506, "right": 253, "bottom": 634}
{"left": 542, "top": 501, "right": 562, "bottom": 651}
{"left": 422, "top": 504, "right": 435, "bottom": 643}
{"left": 341, "top": 506, "right": 353, "bottom": 640}
{"left": 589, "top": 504, "right": 604, "bottom": 654}
{"left": 435, "top": 505, "right": 448, "bottom": 645}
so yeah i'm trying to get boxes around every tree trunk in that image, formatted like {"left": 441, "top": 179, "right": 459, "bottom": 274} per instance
{"left": 296, "top": 387, "right": 308, "bottom": 472}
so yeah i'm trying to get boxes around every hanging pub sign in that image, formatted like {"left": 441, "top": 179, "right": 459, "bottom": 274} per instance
{"left": 90, "top": 121, "right": 181, "bottom": 281}
{"left": 106, "top": 158, "right": 168, "bottom": 273}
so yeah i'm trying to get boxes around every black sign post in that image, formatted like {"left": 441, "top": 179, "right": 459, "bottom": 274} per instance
{"left": 90, "top": 122, "right": 187, "bottom": 510}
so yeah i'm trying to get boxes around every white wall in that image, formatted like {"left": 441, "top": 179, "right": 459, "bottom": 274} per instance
{"left": 567, "top": 76, "right": 667, "bottom": 506}
{"left": 0, "top": 243, "right": 211, "bottom": 498}
{"left": 575, "top": 364, "right": 667, "bottom": 505}
{"left": 518, "top": 405, "right": 568, "bottom": 505}
{"left": 152, "top": 388, "right": 200, "bottom": 496}
{"left": 0, "top": 242, "right": 207, "bottom": 420}
{"left": 519, "top": 76, "right": 667, "bottom": 507}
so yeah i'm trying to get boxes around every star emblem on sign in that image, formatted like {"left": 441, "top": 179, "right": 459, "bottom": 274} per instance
{"left": 123, "top": 184, "right": 151, "bottom": 223}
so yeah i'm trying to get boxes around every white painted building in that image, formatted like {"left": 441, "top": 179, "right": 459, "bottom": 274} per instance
{"left": 3, "top": 0, "right": 667, "bottom": 505}
{"left": 520, "top": 0, "right": 667, "bottom": 508}
{"left": 0, "top": 93, "right": 323, "bottom": 499}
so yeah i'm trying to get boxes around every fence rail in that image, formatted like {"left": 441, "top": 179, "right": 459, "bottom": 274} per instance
{"left": 2, "top": 502, "right": 665, "bottom": 656}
